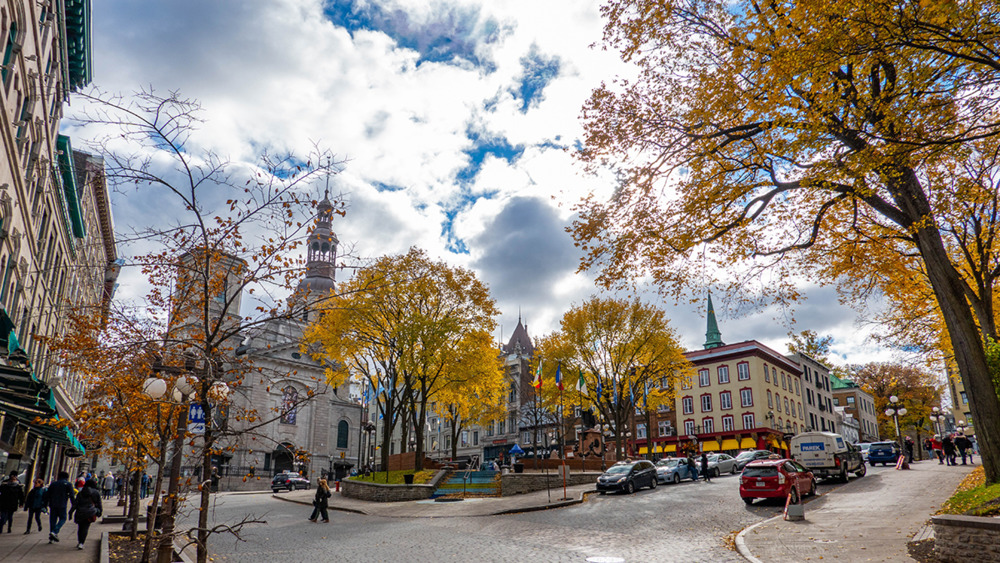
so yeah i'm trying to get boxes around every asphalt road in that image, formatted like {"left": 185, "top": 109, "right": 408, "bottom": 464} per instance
{"left": 183, "top": 464, "right": 893, "bottom": 563}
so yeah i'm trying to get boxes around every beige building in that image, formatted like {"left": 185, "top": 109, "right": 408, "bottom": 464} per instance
{"left": 0, "top": 0, "right": 114, "bottom": 482}
{"left": 788, "top": 352, "right": 837, "bottom": 433}
{"left": 947, "top": 368, "right": 973, "bottom": 434}
{"left": 830, "top": 374, "right": 880, "bottom": 442}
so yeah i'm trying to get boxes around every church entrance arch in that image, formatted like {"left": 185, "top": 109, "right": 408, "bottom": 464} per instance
{"left": 272, "top": 442, "right": 297, "bottom": 474}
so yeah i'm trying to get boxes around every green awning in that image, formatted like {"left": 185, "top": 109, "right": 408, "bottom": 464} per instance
{"left": 56, "top": 136, "right": 86, "bottom": 239}
{"left": 62, "top": 0, "right": 93, "bottom": 91}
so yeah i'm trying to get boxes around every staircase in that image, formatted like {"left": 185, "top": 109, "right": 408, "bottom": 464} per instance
{"left": 431, "top": 470, "right": 500, "bottom": 498}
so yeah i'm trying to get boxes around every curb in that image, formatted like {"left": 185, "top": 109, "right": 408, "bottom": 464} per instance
{"left": 734, "top": 515, "right": 779, "bottom": 563}
{"left": 270, "top": 493, "right": 368, "bottom": 515}
{"left": 491, "top": 490, "right": 595, "bottom": 516}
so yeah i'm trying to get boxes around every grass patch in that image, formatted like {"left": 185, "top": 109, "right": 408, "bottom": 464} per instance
{"left": 939, "top": 466, "right": 1000, "bottom": 517}
{"left": 348, "top": 469, "right": 436, "bottom": 484}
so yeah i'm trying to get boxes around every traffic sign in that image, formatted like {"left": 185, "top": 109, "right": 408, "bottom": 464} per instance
{"left": 189, "top": 403, "right": 206, "bottom": 434}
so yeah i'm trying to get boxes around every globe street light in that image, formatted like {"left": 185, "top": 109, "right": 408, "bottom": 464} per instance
{"left": 956, "top": 420, "right": 969, "bottom": 435}
{"left": 929, "top": 407, "right": 944, "bottom": 437}
{"left": 884, "top": 395, "right": 907, "bottom": 464}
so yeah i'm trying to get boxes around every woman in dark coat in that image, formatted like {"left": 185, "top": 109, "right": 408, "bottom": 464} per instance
{"left": 23, "top": 478, "right": 46, "bottom": 533}
{"left": 700, "top": 452, "right": 712, "bottom": 482}
{"left": 70, "top": 478, "right": 102, "bottom": 550}
{"left": 308, "top": 478, "right": 332, "bottom": 523}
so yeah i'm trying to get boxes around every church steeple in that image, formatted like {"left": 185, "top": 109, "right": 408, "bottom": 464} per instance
{"left": 296, "top": 191, "right": 338, "bottom": 298}
{"left": 704, "top": 292, "right": 724, "bottom": 349}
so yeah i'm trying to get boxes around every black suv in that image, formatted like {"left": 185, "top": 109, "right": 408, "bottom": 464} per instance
{"left": 271, "top": 471, "right": 310, "bottom": 492}
{"left": 596, "top": 460, "right": 658, "bottom": 494}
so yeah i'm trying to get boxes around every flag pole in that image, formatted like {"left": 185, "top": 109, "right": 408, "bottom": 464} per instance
{"left": 559, "top": 363, "right": 567, "bottom": 500}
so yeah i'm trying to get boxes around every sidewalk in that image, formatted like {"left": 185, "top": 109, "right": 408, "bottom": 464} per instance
{"left": 737, "top": 461, "right": 975, "bottom": 562}
{"left": 0, "top": 511, "right": 119, "bottom": 563}
{"left": 272, "top": 481, "right": 597, "bottom": 517}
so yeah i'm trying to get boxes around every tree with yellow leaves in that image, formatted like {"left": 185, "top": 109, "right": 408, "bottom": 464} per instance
{"left": 306, "top": 247, "right": 504, "bottom": 471}
{"left": 534, "top": 297, "right": 691, "bottom": 460}
{"left": 575, "top": 0, "right": 1000, "bottom": 482}
{"left": 850, "top": 362, "right": 942, "bottom": 449}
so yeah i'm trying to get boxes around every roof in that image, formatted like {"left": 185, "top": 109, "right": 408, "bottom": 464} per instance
{"left": 684, "top": 339, "right": 802, "bottom": 374}
{"left": 502, "top": 318, "right": 534, "bottom": 357}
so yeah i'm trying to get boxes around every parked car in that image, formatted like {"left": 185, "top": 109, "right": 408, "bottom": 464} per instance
{"left": 867, "top": 442, "right": 901, "bottom": 466}
{"left": 271, "top": 471, "right": 310, "bottom": 492}
{"left": 706, "top": 453, "right": 738, "bottom": 477}
{"left": 734, "top": 450, "right": 774, "bottom": 471}
{"left": 740, "top": 459, "right": 816, "bottom": 505}
{"left": 857, "top": 442, "right": 872, "bottom": 461}
{"left": 596, "top": 460, "right": 658, "bottom": 494}
{"left": 790, "top": 432, "right": 866, "bottom": 482}
{"left": 655, "top": 458, "right": 695, "bottom": 484}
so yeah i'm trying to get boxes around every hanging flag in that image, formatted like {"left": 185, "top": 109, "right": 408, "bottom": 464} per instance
{"left": 643, "top": 382, "right": 648, "bottom": 409}
{"left": 629, "top": 382, "right": 635, "bottom": 408}
{"left": 575, "top": 369, "right": 588, "bottom": 397}
{"left": 612, "top": 379, "right": 618, "bottom": 405}
{"left": 532, "top": 360, "right": 542, "bottom": 390}
{"left": 555, "top": 361, "right": 563, "bottom": 391}
{"left": 596, "top": 377, "right": 603, "bottom": 398}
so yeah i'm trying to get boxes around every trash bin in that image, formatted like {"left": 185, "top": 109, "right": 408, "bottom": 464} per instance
{"left": 513, "top": 463, "right": 524, "bottom": 474}
{"left": 403, "top": 473, "right": 414, "bottom": 484}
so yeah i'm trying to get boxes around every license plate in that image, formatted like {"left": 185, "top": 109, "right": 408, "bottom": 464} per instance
{"left": 756, "top": 481, "right": 765, "bottom": 487}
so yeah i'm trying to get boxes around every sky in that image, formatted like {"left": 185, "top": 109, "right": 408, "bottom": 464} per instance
{"left": 70, "top": 0, "right": 902, "bottom": 368}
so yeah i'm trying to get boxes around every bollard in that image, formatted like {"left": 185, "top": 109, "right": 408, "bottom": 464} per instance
{"left": 783, "top": 490, "right": 805, "bottom": 521}
{"left": 335, "top": 480, "right": 340, "bottom": 492}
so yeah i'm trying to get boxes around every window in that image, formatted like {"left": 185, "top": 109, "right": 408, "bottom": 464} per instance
{"left": 701, "top": 394, "right": 712, "bottom": 412}
{"left": 804, "top": 366, "right": 811, "bottom": 382}
{"left": 280, "top": 387, "right": 298, "bottom": 425}
{"left": 720, "top": 391, "right": 732, "bottom": 410}
{"left": 473, "top": 431, "right": 479, "bottom": 445}
{"left": 337, "top": 420, "right": 349, "bottom": 448}
{"left": 684, "top": 420, "right": 695, "bottom": 436}
{"left": 807, "top": 388, "right": 814, "bottom": 405}
{"left": 961, "top": 391, "right": 968, "bottom": 404}
{"left": 637, "top": 423, "right": 647, "bottom": 439}
{"left": 718, "top": 365, "right": 730, "bottom": 384}
{"left": 657, "top": 403, "right": 670, "bottom": 412}
{"left": 486, "top": 422, "right": 494, "bottom": 437}
{"left": 798, "top": 402, "right": 803, "bottom": 418}
{"left": 833, "top": 397, "right": 840, "bottom": 406}
{"left": 740, "top": 388, "right": 753, "bottom": 407}
{"left": 763, "top": 364, "right": 769, "bottom": 382}
{"left": 461, "top": 431, "right": 468, "bottom": 447}
{"left": 699, "top": 369, "right": 710, "bottom": 387}
{"left": 767, "top": 390, "right": 773, "bottom": 408}
{"left": 498, "top": 420, "right": 505, "bottom": 434}
{"left": 846, "top": 395, "right": 855, "bottom": 405}
{"left": 658, "top": 420, "right": 672, "bottom": 436}
{"left": 784, "top": 397, "right": 790, "bottom": 414}
{"left": 722, "top": 415, "right": 734, "bottom": 432}
{"left": 781, "top": 372, "right": 787, "bottom": 389}
{"left": 742, "top": 413, "right": 755, "bottom": 429}
{"left": 508, "top": 382, "right": 517, "bottom": 403}
{"left": 702, "top": 418, "right": 714, "bottom": 434}
{"left": 737, "top": 362, "right": 750, "bottom": 381}
{"left": 772, "top": 367, "right": 778, "bottom": 384}
{"left": 682, "top": 396, "right": 694, "bottom": 414}
{"left": 522, "top": 431, "right": 531, "bottom": 444}
{"left": 682, "top": 376, "right": 692, "bottom": 390}
{"left": 660, "top": 376, "right": 669, "bottom": 389}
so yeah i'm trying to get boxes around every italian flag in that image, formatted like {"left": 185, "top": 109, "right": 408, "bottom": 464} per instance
{"left": 575, "top": 369, "right": 588, "bottom": 396}
{"left": 532, "top": 361, "right": 542, "bottom": 390}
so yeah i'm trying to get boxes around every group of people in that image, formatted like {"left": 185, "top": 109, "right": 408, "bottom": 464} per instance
{"left": 685, "top": 452, "right": 713, "bottom": 482}
{"left": 926, "top": 434, "right": 976, "bottom": 466}
{"left": 0, "top": 470, "right": 104, "bottom": 550}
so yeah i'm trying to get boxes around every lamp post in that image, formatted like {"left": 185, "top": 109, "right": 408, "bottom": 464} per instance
{"left": 362, "top": 421, "right": 376, "bottom": 474}
{"left": 956, "top": 420, "right": 968, "bottom": 435}
{"left": 884, "top": 395, "right": 907, "bottom": 464}
{"left": 929, "top": 407, "right": 944, "bottom": 437}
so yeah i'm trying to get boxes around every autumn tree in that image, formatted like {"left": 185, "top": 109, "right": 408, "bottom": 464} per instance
{"left": 306, "top": 247, "right": 504, "bottom": 471}
{"left": 574, "top": 0, "right": 1000, "bottom": 482}
{"left": 851, "top": 362, "right": 942, "bottom": 449}
{"left": 534, "top": 297, "right": 691, "bottom": 460}
{"left": 788, "top": 331, "right": 835, "bottom": 366}
{"left": 69, "top": 88, "right": 344, "bottom": 563}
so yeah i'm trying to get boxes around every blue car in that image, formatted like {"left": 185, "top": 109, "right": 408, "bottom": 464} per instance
{"left": 867, "top": 442, "right": 900, "bottom": 466}
{"left": 655, "top": 458, "right": 696, "bottom": 484}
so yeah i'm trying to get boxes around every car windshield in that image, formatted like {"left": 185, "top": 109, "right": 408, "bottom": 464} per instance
{"left": 605, "top": 465, "right": 632, "bottom": 475}
{"left": 743, "top": 466, "right": 778, "bottom": 477}
{"left": 736, "top": 452, "right": 756, "bottom": 460}
{"left": 871, "top": 442, "right": 895, "bottom": 449}
{"left": 656, "top": 459, "right": 679, "bottom": 468}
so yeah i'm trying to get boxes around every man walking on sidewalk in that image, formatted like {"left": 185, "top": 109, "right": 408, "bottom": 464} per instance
{"left": 0, "top": 471, "right": 24, "bottom": 533}
{"left": 46, "top": 471, "right": 74, "bottom": 543}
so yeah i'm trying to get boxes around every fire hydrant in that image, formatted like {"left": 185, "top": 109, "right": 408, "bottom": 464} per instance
{"left": 335, "top": 480, "right": 340, "bottom": 492}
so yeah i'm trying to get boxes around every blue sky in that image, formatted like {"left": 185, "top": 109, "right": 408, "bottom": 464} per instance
{"left": 72, "top": 0, "right": 898, "bottom": 366}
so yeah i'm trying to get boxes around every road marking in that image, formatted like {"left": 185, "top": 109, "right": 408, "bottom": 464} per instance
{"left": 586, "top": 557, "right": 625, "bottom": 563}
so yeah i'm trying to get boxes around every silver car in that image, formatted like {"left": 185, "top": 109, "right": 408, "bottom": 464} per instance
{"left": 706, "top": 453, "right": 738, "bottom": 477}
{"left": 655, "top": 458, "right": 696, "bottom": 484}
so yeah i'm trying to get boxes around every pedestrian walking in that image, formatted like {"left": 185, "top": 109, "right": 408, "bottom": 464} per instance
{"left": 46, "top": 471, "right": 74, "bottom": 543}
{"left": 700, "top": 452, "right": 711, "bottom": 482}
{"left": 0, "top": 471, "right": 25, "bottom": 533}
{"left": 23, "top": 478, "right": 46, "bottom": 534}
{"left": 931, "top": 435, "right": 944, "bottom": 464}
{"left": 904, "top": 437, "right": 915, "bottom": 463}
{"left": 955, "top": 434, "right": 973, "bottom": 465}
{"left": 308, "top": 478, "right": 332, "bottom": 523}
{"left": 101, "top": 472, "right": 114, "bottom": 500}
{"left": 70, "top": 478, "right": 102, "bottom": 550}
{"left": 942, "top": 435, "right": 957, "bottom": 466}
{"left": 686, "top": 454, "right": 699, "bottom": 481}
{"left": 140, "top": 473, "right": 150, "bottom": 499}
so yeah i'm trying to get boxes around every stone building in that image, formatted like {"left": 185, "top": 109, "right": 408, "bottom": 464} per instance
{"left": 787, "top": 352, "right": 837, "bottom": 433}
{"left": 830, "top": 374, "right": 880, "bottom": 442}
{"left": 0, "top": 0, "right": 117, "bottom": 483}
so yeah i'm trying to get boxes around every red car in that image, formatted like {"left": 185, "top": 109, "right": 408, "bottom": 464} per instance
{"left": 740, "top": 459, "right": 816, "bottom": 505}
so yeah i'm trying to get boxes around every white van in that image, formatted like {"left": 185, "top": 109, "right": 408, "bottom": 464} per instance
{"left": 790, "top": 432, "right": 866, "bottom": 481}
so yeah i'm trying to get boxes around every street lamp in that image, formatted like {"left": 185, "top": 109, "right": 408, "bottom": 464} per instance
{"left": 766, "top": 410, "right": 775, "bottom": 429}
{"left": 884, "top": 395, "right": 907, "bottom": 464}
{"left": 956, "top": 420, "right": 969, "bottom": 435}
{"left": 929, "top": 407, "right": 944, "bottom": 436}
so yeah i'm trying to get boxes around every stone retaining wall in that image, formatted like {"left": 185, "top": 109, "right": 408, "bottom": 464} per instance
{"left": 341, "top": 471, "right": 449, "bottom": 502}
{"left": 932, "top": 514, "right": 1000, "bottom": 562}
{"left": 500, "top": 472, "right": 600, "bottom": 496}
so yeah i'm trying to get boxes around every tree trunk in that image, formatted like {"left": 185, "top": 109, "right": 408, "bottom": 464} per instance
{"left": 197, "top": 395, "right": 213, "bottom": 563}
{"left": 128, "top": 468, "right": 142, "bottom": 540}
{"left": 899, "top": 171, "right": 1000, "bottom": 483}
{"left": 142, "top": 413, "right": 171, "bottom": 563}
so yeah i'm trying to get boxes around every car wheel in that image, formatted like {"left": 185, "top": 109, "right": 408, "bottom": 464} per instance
{"left": 807, "top": 478, "right": 816, "bottom": 497}
{"left": 672, "top": 473, "right": 681, "bottom": 484}
{"left": 856, "top": 463, "right": 867, "bottom": 478}
{"left": 288, "top": 483, "right": 294, "bottom": 491}
{"left": 742, "top": 497, "right": 754, "bottom": 505}
{"left": 840, "top": 465, "right": 849, "bottom": 483}
{"left": 272, "top": 488, "right": 279, "bottom": 493}
{"left": 650, "top": 477, "right": 657, "bottom": 489}
{"left": 789, "top": 487, "right": 800, "bottom": 505}
{"left": 713, "top": 468, "right": 720, "bottom": 478}
{"left": 626, "top": 481, "right": 635, "bottom": 494}
{"left": 731, "top": 465, "right": 739, "bottom": 475}
{"left": 870, "top": 460, "right": 876, "bottom": 467}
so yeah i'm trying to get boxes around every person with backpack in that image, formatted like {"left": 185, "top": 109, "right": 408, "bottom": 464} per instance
{"left": 700, "top": 452, "right": 712, "bottom": 482}
{"left": 0, "top": 471, "right": 24, "bottom": 533}
{"left": 46, "top": 471, "right": 74, "bottom": 543}
{"left": 70, "top": 478, "right": 102, "bottom": 550}
{"left": 308, "top": 478, "right": 332, "bottom": 523}
{"left": 23, "top": 478, "right": 46, "bottom": 534}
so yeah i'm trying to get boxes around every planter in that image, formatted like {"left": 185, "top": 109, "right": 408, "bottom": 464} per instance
{"left": 403, "top": 474, "right": 414, "bottom": 485}
{"left": 513, "top": 463, "right": 524, "bottom": 474}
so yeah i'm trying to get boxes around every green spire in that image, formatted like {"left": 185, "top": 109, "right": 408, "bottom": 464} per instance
{"left": 704, "top": 293, "right": 724, "bottom": 349}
